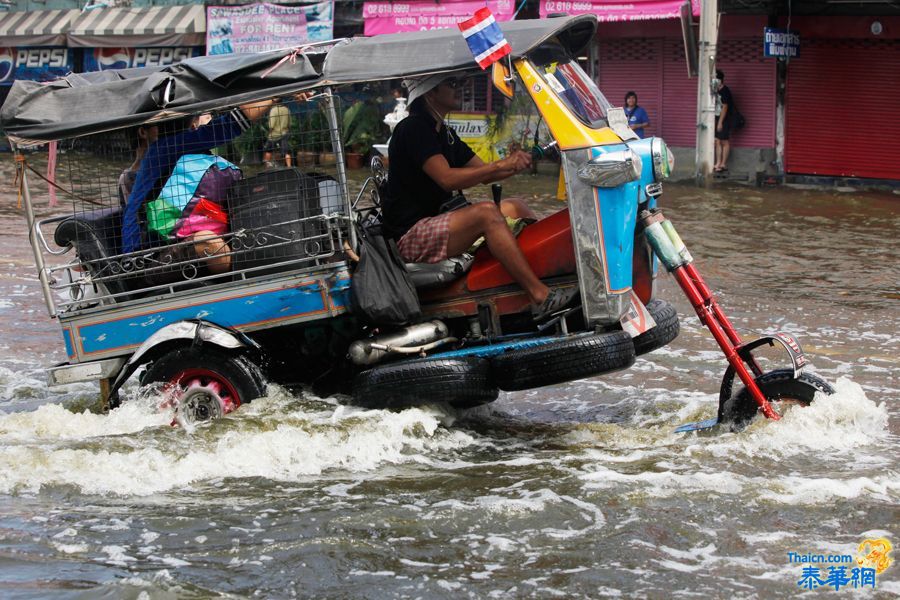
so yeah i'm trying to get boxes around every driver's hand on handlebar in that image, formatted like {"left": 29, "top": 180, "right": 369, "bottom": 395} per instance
{"left": 497, "top": 150, "right": 532, "bottom": 174}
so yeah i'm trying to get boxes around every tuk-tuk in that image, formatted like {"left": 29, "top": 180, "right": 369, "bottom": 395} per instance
{"left": 1, "top": 15, "right": 832, "bottom": 430}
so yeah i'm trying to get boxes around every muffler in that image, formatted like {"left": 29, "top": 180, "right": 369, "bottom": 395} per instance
{"left": 349, "top": 320, "right": 452, "bottom": 365}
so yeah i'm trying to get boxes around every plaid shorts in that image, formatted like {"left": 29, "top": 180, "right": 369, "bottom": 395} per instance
{"left": 396, "top": 213, "right": 452, "bottom": 264}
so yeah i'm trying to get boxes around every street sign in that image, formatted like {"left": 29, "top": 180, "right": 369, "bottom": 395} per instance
{"left": 764, "top": 27, "right": 800, "bottom": 58}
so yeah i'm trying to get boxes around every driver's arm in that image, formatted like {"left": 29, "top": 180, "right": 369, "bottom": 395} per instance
{"left": 423, "top": 151, "right": 530, "bottom": 191}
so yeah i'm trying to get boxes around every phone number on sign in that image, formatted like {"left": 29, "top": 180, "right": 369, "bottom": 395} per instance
{"left": 544, "top": 2, "right": 610, "bottom": 12}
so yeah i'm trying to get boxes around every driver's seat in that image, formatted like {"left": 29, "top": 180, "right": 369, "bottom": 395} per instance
{"left": 405, "top": 253, "right": 474, "bottom": 290}
{"left": 363, "top": 156, "right": 474, "bottom": 290}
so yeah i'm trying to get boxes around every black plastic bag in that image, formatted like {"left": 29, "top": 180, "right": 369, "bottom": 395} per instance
{"left": 350, "top": 224, "right": 422, "bottom": 326}
{"left": 734, "top": 110, "right": 746, "bottom": 129}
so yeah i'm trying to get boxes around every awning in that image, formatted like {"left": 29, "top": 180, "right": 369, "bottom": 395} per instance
{"left": 0, "top": 9, "right": 81, "bottom": 47}
{"left": 67, "top": 5, "right": 206, "bottom": 48}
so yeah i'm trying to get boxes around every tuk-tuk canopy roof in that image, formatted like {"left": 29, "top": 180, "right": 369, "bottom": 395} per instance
{"left": 0, "top": 15, "right": 597, "bottom": 143}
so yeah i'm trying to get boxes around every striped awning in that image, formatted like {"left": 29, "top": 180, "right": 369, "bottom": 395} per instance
{"left": 67, "top": 5, "right": 206, "bottom": 48}
{"left": 0, "top": 9, "right": 81, "bottom": 47}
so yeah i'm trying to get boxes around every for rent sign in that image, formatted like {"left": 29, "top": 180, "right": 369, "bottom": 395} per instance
{"left": 207, "top": 2, "right": 334, "bottom": 55}
{"left": 764, "top": 28, "right": 800, "bottom": 58}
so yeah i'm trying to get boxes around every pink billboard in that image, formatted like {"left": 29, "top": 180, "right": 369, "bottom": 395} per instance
{"left": 363, "top": 1, "right": 516, "bottom": 36}
{"left": 539, "top": 0, "right": 699, "bottom": 22}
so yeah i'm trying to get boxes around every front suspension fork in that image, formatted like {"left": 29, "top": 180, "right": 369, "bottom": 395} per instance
{"left": 639, "top": 209, "right": 779, "bottom": 420}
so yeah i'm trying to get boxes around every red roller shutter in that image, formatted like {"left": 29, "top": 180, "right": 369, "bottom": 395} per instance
{"left": 661, "top": 38, "right": 697, "bottom": 146}
{"left": 596, "top": 38, "right": 663, "bottom": 139}
{"left": 786, "top": 39, "right": 900, "bottom": 179}
{"left": 597, "top": 36, "right": 774, "bottom": 149}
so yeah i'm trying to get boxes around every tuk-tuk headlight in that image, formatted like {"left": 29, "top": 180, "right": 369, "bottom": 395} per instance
{"left": 651, "top": 138, "right": 674, "bottom": 180}
{"left": 576, "top": 149, "right": 642, "bottom": 188}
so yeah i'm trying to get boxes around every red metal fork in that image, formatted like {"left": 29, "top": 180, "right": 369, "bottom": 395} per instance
{"left": 640, "top": 210, "right": 779, "bottom": 420}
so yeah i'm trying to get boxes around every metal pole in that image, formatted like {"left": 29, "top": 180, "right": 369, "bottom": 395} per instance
{"left": 18, "top": 154, "right": 57, "bottom": 317}
{"left": 322, "top": 87, "right": 357, "bottom": 251}
{"left": 695, "top": 0, "right": 718, "bottom": 186}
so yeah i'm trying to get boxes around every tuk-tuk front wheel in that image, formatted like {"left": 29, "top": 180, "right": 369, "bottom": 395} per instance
{"left": 143, "top": 347, "right": 266, "bottom": 425}
{"left": 718, "top": 368, "right": 834, "bottom": 432}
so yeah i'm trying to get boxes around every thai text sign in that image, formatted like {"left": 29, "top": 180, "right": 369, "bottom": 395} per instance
{"left": 363, "top": 1, "right": 514, "bottom": 36}
{"left": 764, "top": 28, "right": 800, "bottom": 58}
{"left": 207, "top": 2, "right": 334, "bottom": 55}
{"left": 539, "top": 0, "right": 699, "bottom": 21}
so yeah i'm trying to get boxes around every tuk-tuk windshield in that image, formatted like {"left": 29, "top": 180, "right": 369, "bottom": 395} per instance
{"left": 530, "top": 42, "right": 611, "bottom": 130}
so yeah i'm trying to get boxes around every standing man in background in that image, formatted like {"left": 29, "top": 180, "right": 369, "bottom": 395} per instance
{"left": 714, "top": 70, "right": 736, "bottom": 173}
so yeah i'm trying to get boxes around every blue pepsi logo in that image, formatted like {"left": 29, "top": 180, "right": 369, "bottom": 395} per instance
{"left": 95, "top": 47, "right": 131, "bottom": 70}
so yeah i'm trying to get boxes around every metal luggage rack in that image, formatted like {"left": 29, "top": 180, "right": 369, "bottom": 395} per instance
{"left": 28, "top": 93, "right": 354, "bottom": 315}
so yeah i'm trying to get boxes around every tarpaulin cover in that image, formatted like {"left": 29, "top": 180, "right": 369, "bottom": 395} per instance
{"left": 321, "top": 15, "right": 596, "bottom": 83}
{"left": 1, "top": 15, "right": 597, "bottom": 142}
{"left": 0, "top": 50, "right": 325, "bottom": 143}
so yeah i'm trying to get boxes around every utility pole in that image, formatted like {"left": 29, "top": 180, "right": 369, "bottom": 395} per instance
{"left": 695, "top": 0, "right": 718, "bottom": 186}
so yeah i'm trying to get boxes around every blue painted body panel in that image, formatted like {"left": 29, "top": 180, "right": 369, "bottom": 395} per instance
{"left": 60, "top": 270, "right": 352, "bottom": 361}
{"left": 589, "top": 145, "right": 640, "bottom": 293}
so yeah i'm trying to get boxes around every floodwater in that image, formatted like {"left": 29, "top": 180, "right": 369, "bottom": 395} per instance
{"left": 1, "top": 156, "right": 898, "bottom": 598}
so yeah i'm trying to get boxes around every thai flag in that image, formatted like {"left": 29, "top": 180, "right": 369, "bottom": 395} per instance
{"left": 458, "top": 7, "right": 512, "bottom": 70}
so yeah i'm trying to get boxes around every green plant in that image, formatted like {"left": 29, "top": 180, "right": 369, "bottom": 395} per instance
{"left": 342, "top": 100, "right": 383, "bottom": 156}
{"left": 231, "top": 120, "right": 267, "bottom": 164}
{"left": 303, "top": 108, "right": 331, "bottom": 153}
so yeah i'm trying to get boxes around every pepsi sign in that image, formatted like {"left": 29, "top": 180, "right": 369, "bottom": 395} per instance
{"left": 0, "top": 47, "right": 75, "bottom": 86}
{"left": 83, "top": 47, "right": 202, "bottom": 72}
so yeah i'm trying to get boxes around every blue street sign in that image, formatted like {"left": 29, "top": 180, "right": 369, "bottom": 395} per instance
{"left": 764, "top": 28, "right": 800, "bottom": 58}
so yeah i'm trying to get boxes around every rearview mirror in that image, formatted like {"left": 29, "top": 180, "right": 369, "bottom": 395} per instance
{"left": 491, "top": 61, "right": 515, "bottom": 99}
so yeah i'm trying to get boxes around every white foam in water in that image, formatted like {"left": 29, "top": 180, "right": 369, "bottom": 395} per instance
{"left": 700, "top": 376, "right": 889, "bottom": 459}
{"left": 0, "top": 388, "right": 480, "bottom": 496}
{"left": 578, "top": 376, "right": 896, "bottom": 505}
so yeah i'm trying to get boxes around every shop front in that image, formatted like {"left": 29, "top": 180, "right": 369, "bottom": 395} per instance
{"left": 782, "top": 16, "right": 900, "bottom": 181}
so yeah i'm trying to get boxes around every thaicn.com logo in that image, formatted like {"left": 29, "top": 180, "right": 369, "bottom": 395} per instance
{"left": 0, "top": 47, "right": 14, "bottom": 83}
{"left": 789, "top": 537, "right": 893, "bottom": 590}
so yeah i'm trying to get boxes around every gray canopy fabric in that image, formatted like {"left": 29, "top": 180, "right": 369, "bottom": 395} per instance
{"left": 1, "top": 15, "right": 597, "bottom": 143}
{"left": 0, "top": 8, "right": 81, "bottom": 47}
{"left": 67, "top": 5, "right": 207, "bottom": 49}
{"left": 321, "top": 15, "right": 597, "bottom": 84}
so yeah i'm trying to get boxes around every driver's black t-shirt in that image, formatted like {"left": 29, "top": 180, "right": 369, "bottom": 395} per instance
{"left": 382, "top": 108, "right": 476, "bottom": 240}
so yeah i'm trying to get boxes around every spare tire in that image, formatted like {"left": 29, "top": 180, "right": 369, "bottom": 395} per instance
{"left": 351, "top": 356, "right": 498, "bottom": 410}
{"left": 490, "top": 331, "right": 635, "bottom": 391}
{"left": 632, "top": 298, "right": 679, "bottom": 356}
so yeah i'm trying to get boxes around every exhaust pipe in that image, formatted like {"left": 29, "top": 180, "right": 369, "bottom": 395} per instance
{"left": 349, "top": 320, "right": 451, "bottom": 366}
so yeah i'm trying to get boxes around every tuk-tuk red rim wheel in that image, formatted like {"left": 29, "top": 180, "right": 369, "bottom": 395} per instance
{"left": 171, "top": 367, "right": 242, "bottom": 413}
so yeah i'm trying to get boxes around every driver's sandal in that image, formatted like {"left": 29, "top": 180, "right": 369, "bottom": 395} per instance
{"left": 532, "top": 286, "right": 579, "bottom": 322}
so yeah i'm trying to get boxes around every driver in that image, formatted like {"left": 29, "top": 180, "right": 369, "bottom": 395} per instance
{"left": 383, "top": 74, "right": 577, "bottom": 321}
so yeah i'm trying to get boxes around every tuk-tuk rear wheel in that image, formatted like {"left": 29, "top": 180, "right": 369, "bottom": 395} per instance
{"left": 143, "top": 347, "right": 266, "bottom": 425}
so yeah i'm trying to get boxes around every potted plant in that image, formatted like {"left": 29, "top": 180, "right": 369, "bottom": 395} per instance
{"left": 290, "top": 114, "right": 318, "bottom": 167}
{"left": 342, "top": 100, "right": 384, "bottom": 169}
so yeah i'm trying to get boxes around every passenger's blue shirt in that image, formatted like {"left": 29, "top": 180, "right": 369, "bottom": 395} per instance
{"left": 626, "top": 106, "right": 650, "bottom": 139}
{"left": 121, "top": 110, "right": 248, "bottom": 253}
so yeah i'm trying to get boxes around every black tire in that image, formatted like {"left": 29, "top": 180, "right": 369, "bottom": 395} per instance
{"left": 632, "top": 298, "right": 680, "bottom": 356}
{"left": 143, "top": 346, "right": 266, "bottom": 425}
{"left": 719, "top": 368, "right": 835, "bottom": 432}
{"left": 352, "top": 356, "right": 498, "bottom": 410}
{"left": 490, "top": 331, "right": 635, "bottom": 391}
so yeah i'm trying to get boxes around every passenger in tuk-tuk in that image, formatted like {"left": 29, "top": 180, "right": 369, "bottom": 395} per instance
{"left": 383, "top": 75, "right": 577, "bottom": 321}
{"left": 121, "top": 96, "right": 308, "bottom": 275}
